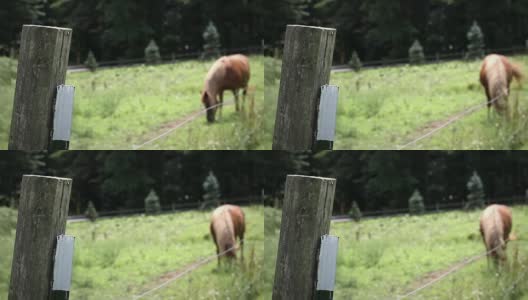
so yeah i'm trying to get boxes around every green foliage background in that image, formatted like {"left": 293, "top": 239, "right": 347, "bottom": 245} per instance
{"left": 266, "top": 55, "right": 528, "bottom": 151}
{"left": 0, "top": 56, "right": 266, "bottom": 150}
{"left": 0, "top": 205, "right": 264, "bottom": 299}
{"left": 264, "top": 206, "right": 528, "bottom": 299}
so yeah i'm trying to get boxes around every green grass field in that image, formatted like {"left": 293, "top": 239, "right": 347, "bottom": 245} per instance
{"left": 0, "top": 56, "right": 267, "bottom": 150}
{"left": 265, "top": 206, "right": 528, "bottom": 299}
{"left": 0, "top": 205, "right": 264, "bottom": 300}
{"left": 332, "top": 56, "right": 528, "bottom": 150}
{"left": 7, "top": 55, "right": 527, "bottom": 150}
{"left": 0, "top": 57, "right": 16, "bottom": 147}
{"left": 265, "top": 55, "right": 528, "bottom": 150}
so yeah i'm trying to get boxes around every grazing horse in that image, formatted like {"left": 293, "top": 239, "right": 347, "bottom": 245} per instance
{"left": 479, "top": 204, "right": 513, "bottom": 267}
{"left": 210, "top": 204, "right": 245, "bottom": 264}
{"left": 479, "top": 54, "right": 523, "bottom": 118}
{"left": 201, "top": 54, "right": 251, "bottom": 123}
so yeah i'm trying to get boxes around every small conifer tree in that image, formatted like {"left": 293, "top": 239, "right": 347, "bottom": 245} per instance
{"left": 409, "top": 189, "right": 425, "bottom": 215}
{"left": 145, "top": 40, "right": 161, "bottom": 65}
{"left": 84, "top": 50, "right": 98, "bottom": 72}
{"left": 466, "top": 21, "right": 485, "bottom": 60}
{"left": 202, "top": 171, "right": 221, "bottom": 205}
{"left": 85, "top": 201, "right": 98, "bottom": 222}
{"left": 409, "top": 40, "right": 425, "bottom": 65}
{"left": 145, "top": 189, "right": 161, "bottom": 215}
{"left": 466, "top": 171, "right": 485, "bottom": 209}
{"left": 349, "top": 50, "right": 362, "bottom": 72}
{"left": 202, "top": 21, "right": 221, "bottom": 59}
{"left": 349, "top": 201, "right": 362, "bottom": 222}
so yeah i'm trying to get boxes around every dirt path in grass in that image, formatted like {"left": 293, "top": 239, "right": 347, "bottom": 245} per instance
{"left": 129, "top": 107, "right": 210, "bottom": 149}
{"left": 137, "top": 107, "right": 205, "bottom": 139}
{"left": 133, "top": 258, "right": 215, "bottom": 296}
{"left": 397, "top": 106, "right": 480, "bottom": 149}
{"left": 401, "top": 253, "right": 485, "bottom": 296}
{"left": 409, "top": 113, "right": 463, "bottom": 138}
{"left": 132, "top": 99, "right": 242, "bottom": 149}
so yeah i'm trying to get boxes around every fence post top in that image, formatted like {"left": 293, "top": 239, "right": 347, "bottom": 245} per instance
{"left": 22, "top": 24, "right": 73, "bottom": 32}
{"left": 23, "top": 174, "right": 73, "bottom": 183}
{"left": 287, "top": 174, "right": 336, "bottom": 183}
{"left": 286, "top": 24, "right": 336, "bottom": 33}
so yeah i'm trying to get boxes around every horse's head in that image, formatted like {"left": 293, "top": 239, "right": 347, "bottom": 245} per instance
{"left": 223, "top": 242, "right": 237, "bottom": 259}
{"left": 201, "top": 91, "right": 217, "bottom": 123}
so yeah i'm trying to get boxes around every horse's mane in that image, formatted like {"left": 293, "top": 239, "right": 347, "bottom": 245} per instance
{"left": 203, "top": 57, "right": 229, "bottom": 94}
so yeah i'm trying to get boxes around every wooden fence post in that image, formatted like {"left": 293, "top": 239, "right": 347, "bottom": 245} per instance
{"left": 272, "top": 25, "right": 337, "bottom": 151}
{"left": 273, "top": 175, "right": 336, "bottom": 300}
{"left": 9, "top": 175, "right": 72, "bottom": 300}
{"left": 8, "top": 25, "right": 72, "bottom": 151}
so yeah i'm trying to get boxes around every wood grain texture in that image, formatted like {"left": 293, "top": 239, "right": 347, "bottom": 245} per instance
{"left": 8, "top": 25, "right": 72, "bottom": 151}
{"left": 272, "top": 25, "right": 336, "bottom": 151}
{"left": 272, "top": 175, "right": 336, "bottom": 300}
{"left": 9, "top": 175, "right": 72, "bottom": 300}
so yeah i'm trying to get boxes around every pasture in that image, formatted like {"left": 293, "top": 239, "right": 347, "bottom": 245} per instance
{"left": 0, "top": 56, "right": 267, "bottom": 150}
{"left": 0, "top": 205, "right": 264, "bottom": 299}
{"left": 264, "top": 206, "right": 528, "bottom": 299}
{"left": 266, "top": 55, "right": 528, "bottom": 150}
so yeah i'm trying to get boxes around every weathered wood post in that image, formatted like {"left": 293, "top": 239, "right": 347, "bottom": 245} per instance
{"left": 9, "top": 175, "right": 73, "bottom": 300}
{"left": 273, "top": 175, "right": 336, "bottom": 300}
{"left": 272, "top": 25, "right": 337, "bottom": 151}
{"left": 8, "top": 25, "right": 73, "bottom": 151}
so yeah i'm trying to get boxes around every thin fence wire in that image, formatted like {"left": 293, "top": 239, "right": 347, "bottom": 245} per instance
{"left": 133, "top": 240, "right": 247, "bottom": 299}
{"left": 397, "top": 95, "right": 501, "bottom": 150}
{"left": 325, "top": 205, "right": 528, "bottom": 299}
{"left": 332, "top": 46, "right": 528, "bottom": 70}
{"left": 331, "top": 50, "right": 527, "bottom": 150}
{"left": 397, "top": 241, "right": 510, "bottom": 299}
{"left": 132, "top": 100, "right": 235, "bottom": 149}
{"left": 130, "top": 83, "right": 258, "bottom": 150}
{"left": 501, "top": 264, "right": 528, "bottom": 297}
{"left": 68, "top": 46, "right": 265, "bottom": 70}
{"left": 68, "top": 197, "right": 261, "bottom": 221}
{"left": 332, "top": 195, "right": 528, "bottom": 221}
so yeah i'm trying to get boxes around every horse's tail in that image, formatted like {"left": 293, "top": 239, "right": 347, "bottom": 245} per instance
{"left": 511, "top": 63, "right": 524, "bottom": 84}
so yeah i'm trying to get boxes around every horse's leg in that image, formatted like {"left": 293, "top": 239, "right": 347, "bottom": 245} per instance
{"left": 505, "top": 96, "right": 512, "bottom": 122}
{"left": 219, "top": 92, "right": 224, "bottom": 120}
{"left": 217, "top": 245, "right": 221, "bottom": 267}
{"left": 240, "top": 233, "right": 244, "bottom": 262}
{"left": 485, "top": 89, "right": 492, "bottom": 121}
{"left": 211, "top": 224, "right": 220, "bottom": 268}
{"left": 233, "top": 90, "right": 240, "bottom": 112}
{"left": 242, "top": 86, "right": 248, "bottom": 112}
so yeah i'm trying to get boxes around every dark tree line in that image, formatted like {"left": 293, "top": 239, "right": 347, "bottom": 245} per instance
{"left": 0, "top": 151, "right": 307, "bottom": 214}
{"left": 265, "top": 0, "right": 528, "bottom": 63}
{"left": 316, "top": 151, "right": 528, "bottom": 213}
{"left": 2, "top": 1, "right": 527, "bottom": 64}
{"left": 1, "top": 151, "right": 528, "bottom": 215}
{"left": 0, "top": 0, "right": 271, "bottom": 63}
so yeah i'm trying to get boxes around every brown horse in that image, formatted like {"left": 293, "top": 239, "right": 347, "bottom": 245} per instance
{"left": 210, "top": 204, "right": 245, "bottom": 264}
{"left": 479, "top": 54, "right": 523, "bottom": 118}
{"left": 201, "top": 54, "right": 250, "bottom": 123}
{"left": 479, "top": 204, "right": 513, "bottom": 267}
